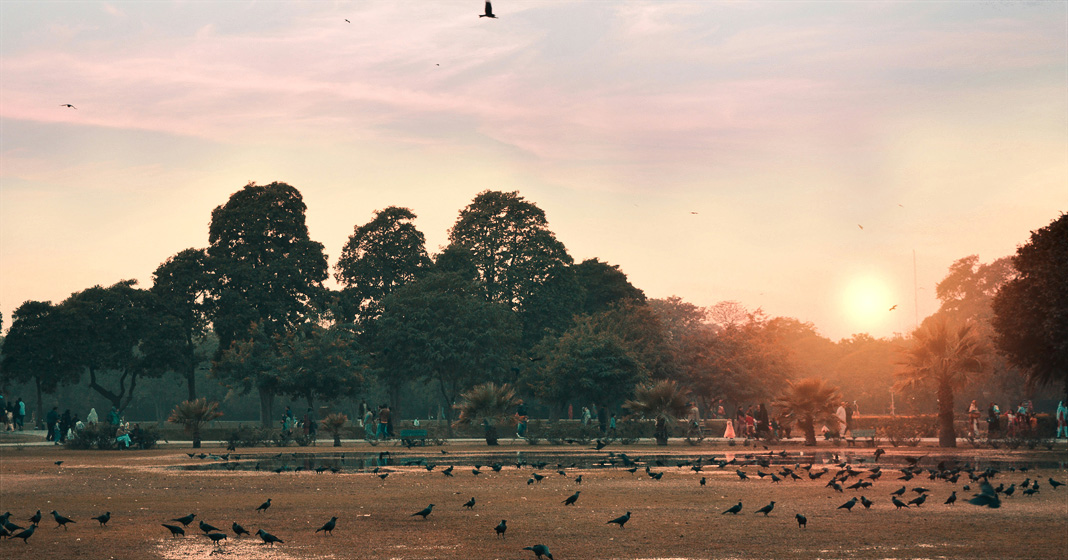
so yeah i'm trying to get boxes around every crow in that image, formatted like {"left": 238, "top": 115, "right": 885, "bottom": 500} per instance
{"left": 650, "top": 471, "right": 664, "bottom": 481}
{"left": 412, "top": 504, "right": 434, "bottom": 519}
{"left": 494, "top": 519, "right": 507, "bottom": 538}
{"left": 607, "top": 511, "right": 631, "bottom": 528}
{"left": 736, "top": 469, "right": 749, "bottom": 481}
{"left": 699, "top": 477, "right": 706, "bottom": 486}
{"left": 11, "top": 524, "right": 35, "bottom": 543}
{"left": 1050, "top": 478, "right": 1064, "bottom": 489}
{"left": 480, "top": 1, "right": 497, "bottom": 18}
{"left": 575, "top": 475, "right": 583, "bottom": 484}
{"left": 874, "top": 448, "right": 885, "bottom": 461}
{"left": 563, "top": 491, "right": 581, "bottom": 506}
{"left": 28, "top": 511, "right": 41, "bottom": 526}
{"left": 838, "top": 497, "right": 857, "bottom": 512}
{"left": 316, "top": 516, "right": 337, "bottom": 535}
{"left": 795, "top": 513, "right": 807, "bottom": 528}
{"left": 379, "top": 473, "right": 390, "bottom": 480}
{"left": 232, "top": 522, "right": 249, "bottom": 537}
{"left": 463, "top": 497, "right": 476, "bottom": 510}
{"left": 860, "top": 496, "right": 873, "bottom": 509}
{"left": 171, "top": 514, "right": 196, "bottom": 526}
{"left": 207, "top": 532, "right": 227, "bottom": 546}
{"left": 0, "top": 526, "right": 9, "bottom": 539}
{"left": 912, "top": 486, "right": 930, "bottom": 494}
{"left": 200, "top": 520, "right": 222, "bottom": 533}
{"left": 442, "top": 466, "right": 454, "bottom": 477}
{"left": 51, "top": 510, "right": 75, "bottom": 529}
{"left": 891, "top": 497, "right": 909, "bottom": 509}
{"left": 755, "top": 502, "right": 775, "bottom": 516}
{"left": 257, "top": 528, "right": 283, "bottom": 546}
{"left": 968, "top": 481, "right": 1001, "bottom": 508}
{"left": 256, "top": 498, "right": 272, "bottom": 513}
{"left": 944, "top": 491, "right": 957, "bottom": 506}
{"left": 532, "top": 473, "right": 545, "bottom": 483}
{"left": 162, "top": 523, "right": 185, "bottom": 537}
{"left": 722, "top": 501, "right": 743, "bottom": 515}
{"left": 523, "top": 544, "right": 553, "bottom": 559}
{"left": 907, "top": 494, "right": 927, "bottom": 507}
{"left": 890, "top": 486, "right": 906, "bottom": 497}
{"left": 91, "top": 512, "right": 110, "bottom": 527}
{"left": 1003, "top": 484, "right": 1016, "bottom": 497}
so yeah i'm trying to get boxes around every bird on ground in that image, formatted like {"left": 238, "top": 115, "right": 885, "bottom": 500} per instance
{"left": 860, "top": 496, "right": 874, "bottom": 509}
{"left": 480, "top": 1, "right": 497, "bottom": 18}
{"left": 523, "top": 544, "right": 553, "bottom": 559}
{"left": 379, "top": 473, "right": 390, "bottom": 480}
{"left": 256, "top": 498, "right": 272, "bottom": 513}
{"left": 736, "top": 469, "right": 749, "bottom": 481}
{"left": 907, "top": 494, "right": 927, "bottom": 507}
{"left": 650, "top": 471, "right": 664, "bottom": 481}
{"left": 60, "top": 104, "right": 76, "bottom": 109}
{"left": 91, "top": 512, "right": 110, "bottom": 527}
{"left": 968, "top": 481, "right": 1001, "bottom": 508}
{"left": 200, "top": 520, "right": 222, "bottom": 533}
{"left": 411, "top": 504, "right": 434, "bottom": 519}
{"left": 0, "top": 526, "right": 9, "bottom": 539}
{"left": 890, "top": 486, "right": 906, "bottom": 496}
{"left": 1003, "top": 484, "right": 1016, "bottom": 497}
{"left": 891, "top": 497, "right": 909, "bottom": 509}
{"left": 1050, "top": 478, "right": 1064, "bottom": 489}
{"left": 494, "top": 519, "right": 507, "bottom": 538}
{"left": 532, "top": 472, "right": 545, "bottom": 483}
{"left": 442, "top": 466, "right": 454, "bottom": 477}
{"left": 912, "top": 486, "right": 930, "bottom": 494}
{"left": 722, "top": 501, "right": 743, "bottom": 515}
{"left": 699, "top": 477, "right": 706, "bottom": 486}
{"left": 257, "top": 529, "right": 283, "bottom": 546}
{"left": 232, "top": 522, "right": 249, "bottom": 537}
{"left": 11, "top": 524, "right": 35, "bottom": 543}
{"left": 463, "top": 497, "right": 476, "bottom": 509}
{"left": 162, "top": 524, "right": 185, "bottom": 537}
{"left": 171, "top": 514, "right": 196, "bottom": 526}
{"left": 874, "top": 448, "right": 885, "bottom": 461}
{"left": 316, "top": 517, "right": 337, "bottom": 535}
{"left": 563, "top": 491, "right": 581, "bottom": 506}
{"left": 795, "top": 513, "right": 807, "bottom": 528}
{"left": 28, "top": 511, "right": 41, "bottom": 526}
{"left": 575, "top": 475, "right": 583, "bottom": 484}
{"left": 944, "top": 491, "right": 957, "bottom": 505}
{"left": 755, "top": 502, "right": 775, "bottom": 516}
{"left": 607, "top": 511, "right": 631, "bottom": 528}
{"left": 838, "top": 497, "right": 858, "bottom": 512}
{"left": 51, "top": 511, "right": 75, "bottom": 529}
{"left": 207, "top": 532, "right": 227, "bottom": 546}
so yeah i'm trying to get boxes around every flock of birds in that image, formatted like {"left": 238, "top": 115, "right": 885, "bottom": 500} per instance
{"left": 2, "top": 446, "right": 1063, "bottom": 558}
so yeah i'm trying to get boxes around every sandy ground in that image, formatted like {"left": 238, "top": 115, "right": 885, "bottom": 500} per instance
{"left": 0, "top": 441, "right": 1065, "bottom": 560}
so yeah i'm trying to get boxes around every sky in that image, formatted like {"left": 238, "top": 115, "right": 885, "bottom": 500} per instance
{"left": 1, "top": 1, "right": 1065, "bottom": 341}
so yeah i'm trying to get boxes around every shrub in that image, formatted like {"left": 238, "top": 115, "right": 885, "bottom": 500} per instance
{"left": 226, "top": 425, "right": 271, "bottom": 448}
{"left": 65, "top": 423, "right": 117, "bottom": 450}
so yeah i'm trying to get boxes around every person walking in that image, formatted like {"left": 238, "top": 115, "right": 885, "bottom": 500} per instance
{"left": 835, "top": 402, "right": 847, "bottom": 437}
{"left": 363, "top": 407, "right": 377, "bottom": 440}
{"left": 967, "top": 400, "right": 981, "bottom": 438}
{"left": 1056, "top": 401, "right": 1067, "bottom": 439}
{"left": 986, "top": 402, "right": 1000, "bottom": 437}
{"left": 581, "top": 406, "right": 591, "bottom": 427}
{"left": 15, "top": 398, "right": 26, "bottom": 430}
{"left": 377, "top": 404, "right": 391, "bottom": 440}
{"left": 756, "top": 403, "right": 770, "bottom": 438}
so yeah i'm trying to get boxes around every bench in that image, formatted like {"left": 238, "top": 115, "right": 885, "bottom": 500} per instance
{"left": 399, "top": 429, "right": 428, "bottom": 447}
{"left": 848, "top": 429, "right": 877, "bottom": 447}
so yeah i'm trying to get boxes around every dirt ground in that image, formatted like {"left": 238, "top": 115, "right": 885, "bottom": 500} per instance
{"left": 0, "top": 441, "right": 1065, "bottom": 559}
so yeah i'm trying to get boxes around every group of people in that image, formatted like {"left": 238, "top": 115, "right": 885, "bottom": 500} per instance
{"left": 0, "top": 395, "right": 26, "bottom": 431}
{"left": 280, "top": 406, "right": 319, "bottom": 439}
{"left": 723, "top": 403, "right": 777, "bottom": 439}
{"left": 359, "top": 401, "right": 394, "bottom": 441}
{"left": 45, "top": 407, "right": 87, "bottom": 444}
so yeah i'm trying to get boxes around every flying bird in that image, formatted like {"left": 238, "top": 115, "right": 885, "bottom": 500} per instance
{"left": 523, "top": 544, "right": 553, "bottom": 560}
{"left": 344, "top": 19, "right": 350, "bottom": 23}
{"left": 480, "top": 1, "right": 497, "bottom": 18}
{"left": 316, "top": 516, "right": 338, "bottom": 535}
{"left": 494, "top": 519, "right": 507, "bottom": 538}
{"left": 607, "top": 511, "right": 631, "bottom": 528}
{"left": 858, "top": 224, "right": 864, "bottom": 230}
{"left": 968, "top": 481, "right": 1001, "bottom": 508}
{"left": 889, "top": 305, "right": 898, "bottom": 311}
{"left": 60, "top": 104, "right": 76, "bottom": 109}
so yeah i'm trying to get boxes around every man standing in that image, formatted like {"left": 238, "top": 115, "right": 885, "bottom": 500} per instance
{"left": 46, "top": 407, "right": 59, "bottom": 442}
{"left": 377, "top": 404, "right": 391, "bottom": 440}
{"left": 16, "top": 398, "right": 26, "bottom": 430}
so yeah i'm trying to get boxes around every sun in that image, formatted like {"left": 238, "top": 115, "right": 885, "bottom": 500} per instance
{"left": 842, "top": 274, "right": 894, "bottom": 332}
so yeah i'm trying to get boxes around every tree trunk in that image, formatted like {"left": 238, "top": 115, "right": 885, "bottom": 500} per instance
{"left": 801, "top": 418, "right": 817, "bottom": 446}
{"left": 484, "top": 421, "right": 499, "bottom": 446}
{"left": 938, "top": 380, "right": 957, "bottom": 447}
{"left": 186, "top": 366, "right": 197, "bottom": 402}
{"left": 258, "top": 386, "right": 274, "bottom": 428}
{"left": 654, "top": 417, "right": 668, "bottom": 446}
{"left": 192, "top": 426, "right": 202, "bottom": 448}
{"left": 34, "top": 377, "right": 44, "bottom": 429}
{"left": 333, "top": 433, "right": 342, "bottom": 447}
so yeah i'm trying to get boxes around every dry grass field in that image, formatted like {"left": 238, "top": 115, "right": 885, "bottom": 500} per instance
{"left": 0, "top": 441, "right": 1065, "bottom": 560}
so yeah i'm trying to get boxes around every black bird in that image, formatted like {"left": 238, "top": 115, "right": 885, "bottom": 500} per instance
{"left": 890, "top": 486, "right": 906, "bottom": 497}
{"left": 200, "top": 520, "right": 222, "bottom": 533}
{"left": 575, "top": 475, "right": 583, "bottom": 484}
{"left": 443, "top": 466, "right": 454, "bottom": 477}
{"left": 907, "top": 494, "right": 927, "bottom": 507}
{"left": 562, "top": 491, "right": 581, "bottom": 506}
{"left": 968, "top": 481, "right": 1001, "bottom": 508}
{"left": 28, "top": 510, "right": 41, "bottom": 526}
{"left": 532, "top": 472, "right": 545, "bottom": 483}
{"left": 891, "top": 496, "right": 909, "bottom": 509}
{"left": 873, "top": 448, "right": 885, "bottom": 461}
{"left": 171, "top": 514, "right": 196, "bottom": 526}
{"left": 700, "top": 477, "right": 706, "bottom": 486}
{"left": 412, "top": 504, "right": 435, "bottom": 519}
{"left": 257, "top": 528, "right": 283, "bottom": 546}
{"left": 838, "top": 497, "right": 857, "bottom": 512}
{"left": 51, "top": 510, "right": 75, "bottom": 529}
{"left": 316, "top": 516, "right": 337, "bottom": 535}
{"left": 736, "top": 469, "right": 749, "bottom": 481}
{"left": 795, "top": 513, "right": 807, "bottom": 528}
{"left": 379, "top": 473, "right": 390, "bottom": 480}
{"left": 523, "top": 544, "right": 553, "bottom": 559}
{"left": 494, "top": 519, "right": 507, "bottom": 538}
{"left": 755, "top": 501, "right": 775, "bottom": 516}
{"left": 860, "top": 496, "right": 873, "bottom": 509}
{"left": 480, "top": 1, "right": 497, "bottom": 18}
{"left": 91, "top": 512, "right": 110, "bottom": 527}
{"left": 607, "top": 511, "right": 631, "bottom": 528}
{"left": 232, "top": 522, "right": 249, "bottom": 537}
{"left": 722, "top": 501, "right": 742, "bottom": 515}
{"left": 463, "top": 497, "right": 476, "bottom": 510}
{"left": 162, "top": 523, "right": 185, "bottom": 537}
{"left": 256, "top": 498, "right": 272, "bottom": 513}
{"left": 944, "top": 491, "right": 957, "bottom": 506}
{"left": 11, "top": 524, "right": 35, "bottom": 543}
{"left": 1048, "top": 478, "right": 1064, "bottom": 489}
{"left": 60, "top": 104, "right": 76, "bottom": 109}
{"left": 0, "top": 526, "right": 9, "bottom": 539}
{"left": 207, "top": 532, "right": 227, "bottom": 546}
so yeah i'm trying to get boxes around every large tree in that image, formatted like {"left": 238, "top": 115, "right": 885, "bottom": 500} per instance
{"left": 775, "top": 377, "right": 842, "bottom": 446}
{"left": 334, "top": 206, "right": 432, "bottom": 324}
{"left": 277, "top": 323, "right": 365, "bottom": 409}
{"left": 573, "top": 258, "right": 645, "bottom": 316}
{"left": 896, "top": 317, "right": 990, "bottom": 447}
{"left": 148, "top": 248, "right": 212, "bottom": 401}
{"left": 992, "top": 213, "right": 1068, "bottom": 400}
{"left": 207, "top": 182, "right": 329, "bottom": 423}
{"left": 0, "top": 301, "right": 80, "bottom": 425}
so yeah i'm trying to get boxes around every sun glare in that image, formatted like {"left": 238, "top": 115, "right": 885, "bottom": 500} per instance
{"left": 842, "top": 275, "right": 894, "bottom": 332}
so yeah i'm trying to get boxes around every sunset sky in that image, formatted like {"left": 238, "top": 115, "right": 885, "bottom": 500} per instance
{"left": 2, "top": 1, "right": 1065, "bottom": 341}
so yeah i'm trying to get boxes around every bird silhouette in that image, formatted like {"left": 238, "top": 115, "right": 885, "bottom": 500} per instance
{"left": 200, "top": 520, "right": 222, "bottom": 533}
{"left": 722, "top": 501, "right": 742, "bottom": 515}
{"left": 463, "top": 497, "right": 476, "bottom": 509}
{"left": 858, "top": 224, "right": 864, "bottom": 230}
{"left": 162, "top": 523, "right": 185, "bottom": 537}
{"left": 344, "top": 19, "right": 350, "bottom": 23}
{"left": 51, "top": 510, "right": 75, "bottom": 529}
{"left": 607, "top": 511, "right": 631, "bottom": 528}
{"left": 944, "top": 491, "right": 957, "bottom": 505}
{"left": 11, "top": 524, "right": 36, "bottom": 543}
{"left": 860, "top": 496, "right": 874, "bottom": 509}
{"left": 28, "top": 510, "right": 41, "bottom": 526}
{"left": 562, "top": 491, "right": 581, "bottom": 506}
{"left": 480, "top": 1, "right": 497, "bottom": 18}
{"left": 91, "top": 512, "right": 110, "bottom": 527}
{"left": 700, "top": 477, "right": 706, "bottom": 486}
{"left": 575, "top": 475, "right": 583, "bottom": 484}
{"left": 60, "top": 104, "right": 76, "bottom": 109}
{"left": 523, "top": 544, "right": 553, "bottom": 559}
{"left": 795, "top": 513, "right": 807, "bottom": 528}
{"left": 889, "top": 304, "right": 898, "bottom": 311}
{"left": 891, "top": 496, "right": 909, "bottom": 509}
{"left": 494, "top": 519, "right": 507, "bottom": 538}
{"left": 171, "top": 514, "right": 196, "bottom": 526}
{"left": 257, "top": 528, "right": 283, "bottom": 546}
{"left": 232, "top": 521, "right": 249, "bottom": 537}
{"left": 532, "top": 472, "right": 545, "bottom": 483}
{"left": 1050, "top": 478, "right": 1064, "bottom": 489}
{"left": 968, "top": 481, "right": 1001, "bottom": 508}
{"left": 316, "top": 516, "right": 337, "bottom": 535}
{"left": 256, "top": 498, "right": 272, "bottom": 513}
{"left": 755, "top": 502, "right": 775, "bottom": 516}
{"left": 412, "top": 504, "right": 434, "bottom": 519}
{"left": 890, "top": 486, "right": 906, "bottom": 496}
{"left": 908, "top": 494, "right": 927, "bottom": 507}
{"left": 207, "top": 532, "right": 227, "bottom": 546}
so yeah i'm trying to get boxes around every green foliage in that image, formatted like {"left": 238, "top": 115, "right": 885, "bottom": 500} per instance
{"left": 573, "top": 258, "right": 646, "bottom": 315}
{"left": 454, "top": 382, "right": 519, "bottom": 426}
{"left": 225, "top": 425, "right": 273, "bottom": 448}
{"left": 147, "top": 248, "right": 212, "bottom": 400}
{"left": 277, "top": 324, "right": 364, "bottom": 406}
{"left": 774, "top": 377, "right": 842, "bottom": 446}
{"left": 65, "top": 423, "right": 117, "bottom": 450}
{"left": 625, "top": 379, "right": 689, "bottom": 445}
{"left": 320, "top": 412, "right": 349, "bottom": 446}
{"left": 1, "top": 301, "right": 81, "bottom": 416}
{"left": 168, "top": 397, "right": 223, "bottom": 448}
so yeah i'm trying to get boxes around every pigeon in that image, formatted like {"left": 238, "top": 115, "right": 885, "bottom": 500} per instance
{"left": 256, "top": 498, "right": 272, "bottom": 513}
{"left": 795, "top": 513, "right": 807, "bottom": 528}
{"left": 523, "top": 544, "right": 553, "bottom": 560}
{"left": 480, "top": 1, "right": 497, "bottom": 18}
{"left": 91, "top": 512, "right": 110, "bottom": 527}
{"left": 755, "top": 502, "right": 775, "bottom": 516}
{"left": 200, "top": 520, "right": 222, "bottom": 533}
{"left": 51, "top": 510, "right": 75, "bottom": 529}
{"left": 722, "top": 501, "right": 743, "bottom": 515}
{"left": 607, "top": 511, "right": 631, "bottom": 528}
{"left": 838, "top": 497, "right": 857, "bottom": 512}
{"left": 162, "top": 523, "right": 185, "bottom": 537}
{"left": 463, "top": 497, "right": 476, "bottom": 510}
{"left": 171, "top": 514, "right": 196, "bottom": 526}
{"left": 11, "top": 524, "right": 35, "bottom": 543}
{"left": 232, "top": 522, "right": 249, "bottom": 537}
{"left": 257, "top": 528, "right": 283, "bottom": 546}
{"left": 412, "top": 504, "right": 435, "bottom": 519}
{"left": 494, "top": 519, "right": 507, "bottom": 538}
{"left": 562, "top": 491, "right": 581, "bottom": 506}
{"left": 316, "top": 517, "right": 337, "bottom": 535}
{"left": 207, "top": 532, "right": 227, "bottom": 546}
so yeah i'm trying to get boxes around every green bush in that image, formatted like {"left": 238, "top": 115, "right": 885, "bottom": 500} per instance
{"left": 225, "top": 425, "right": 271, "bottom": 448}
{"left": 65, "top": 423, "right": 117, "bottom": 450}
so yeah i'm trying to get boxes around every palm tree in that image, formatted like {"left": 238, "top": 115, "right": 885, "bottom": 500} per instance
{"left": 320, "top": 413, "right": 349, "bottom": 447}
{"left": 624, "top": 379, "right": 689, "bottom": 445}
{"left": 454, "top": 382, "right": 519, "bottom": 445}
{"left": 774, "top": 378, "right": 842, "bottom": 446}
{"left": 896, "top": 317, "right": 989, "bottom": 447}
{"left": 167, "top": 398, "right": 223, "bottom": 448}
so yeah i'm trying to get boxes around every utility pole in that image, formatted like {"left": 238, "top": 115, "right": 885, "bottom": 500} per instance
{"left": 913, "top": 249, "right": 919, "bottom": 330}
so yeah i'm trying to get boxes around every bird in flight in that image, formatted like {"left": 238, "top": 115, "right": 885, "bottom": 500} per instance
{"left": 889, "top": 304, "right": 898, "bottom": 311}
{"left": 480, "top": 1, "right": 497, "bottom": 18}
{"left": 857, "top": 224, "right": 864, "bottom": 230}
{"left": 60, "top": 104, "right": 76, "bottom": 109}
{"left": 344, "top": 19, "right": 350, "bottom": 23}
